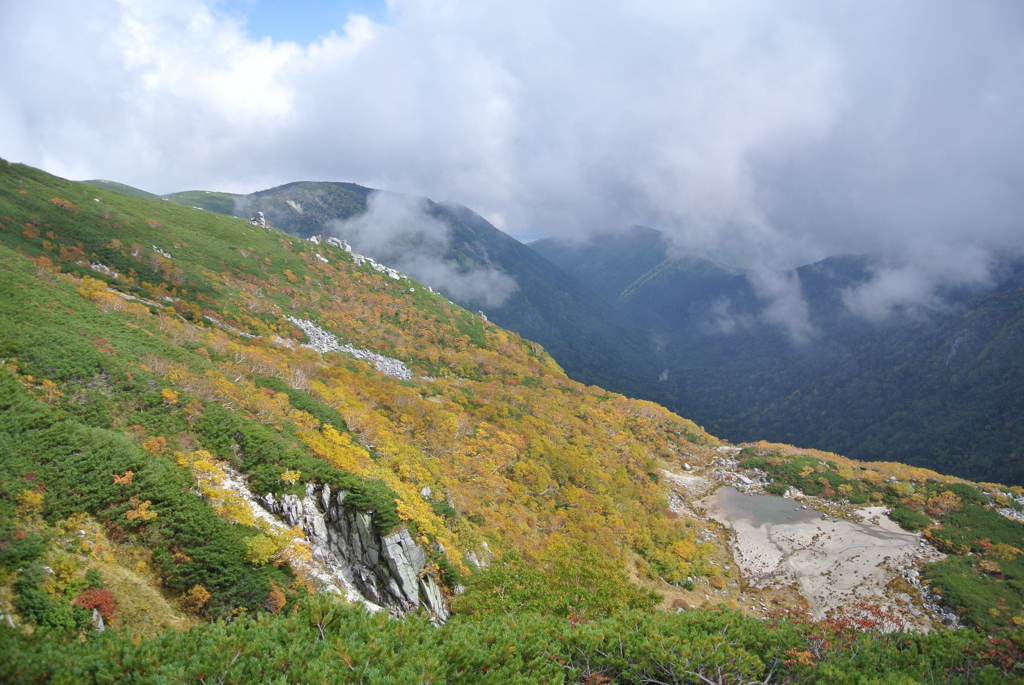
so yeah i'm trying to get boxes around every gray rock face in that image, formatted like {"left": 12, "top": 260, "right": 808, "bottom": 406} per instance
{"left": 261, "top": 484, "right": 449, "bottom": 622}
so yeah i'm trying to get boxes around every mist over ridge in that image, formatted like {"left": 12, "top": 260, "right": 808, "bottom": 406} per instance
{"left": 2, "top": 0, "right": 1023, "bottom": 318}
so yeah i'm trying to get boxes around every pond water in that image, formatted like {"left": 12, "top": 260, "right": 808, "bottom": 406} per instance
{"left": 714, "top": 486, "right": 823, "bottom": 527}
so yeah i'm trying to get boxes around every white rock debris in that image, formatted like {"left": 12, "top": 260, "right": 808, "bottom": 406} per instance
{"left": 999, "top": 507, "right": 1024, "bottom": 524}
{"left": 310, "top": 237, "right": 404, "bottom": 281}
{"left": 151, "top": 245, "right": 172, "bottom": 259}
{"left": 89, "top": 262, "right": 119, "bottom": 279}
{"left": 315, "top": 253, "right": 329, "bottom": 263}
{"left": 287, "top": 316, "right": 413, "bottom": 380}
{"left": 325, "top": 237, "right": 353, "bottom": 253}
{"left": 271, "top": 335, "right": 296, "bottom": 349}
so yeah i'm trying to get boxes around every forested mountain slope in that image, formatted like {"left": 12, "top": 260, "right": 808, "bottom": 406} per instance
{"left": 0, "top": 159, "right": 709, "bottom": 626}
{"left": 529, "top": 226, "right": 672, "bottom": 303}
{"left": 532, "top": 231, "right": 1024, "bottom": 486}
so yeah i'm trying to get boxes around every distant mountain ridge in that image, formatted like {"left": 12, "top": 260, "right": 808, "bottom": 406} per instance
{"left": 85, "top": 178, "right": 663, "bottom": 401}
{"left": 529, "top": 226, "right": 672, "bottom": 303}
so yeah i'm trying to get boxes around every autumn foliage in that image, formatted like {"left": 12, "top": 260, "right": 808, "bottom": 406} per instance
{"left": 74, "top": 588, "right": 117, "bottom": 623}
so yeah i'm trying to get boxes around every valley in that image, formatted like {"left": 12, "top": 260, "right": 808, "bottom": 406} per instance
{"left": 532, "top": 234, "right": 1024, "bottom": 487}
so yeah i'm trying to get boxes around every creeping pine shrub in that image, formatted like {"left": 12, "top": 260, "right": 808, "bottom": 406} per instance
{"left": 0, "top": 373, "right": 281, "bottom": 618}
{"left": 14, "top": 566, "right": 91, "bottom": 632}
{"left": 0, "top": 532, "right": 46, "bottom": 570}
{"left": 455, "top": 542, "right": 659, "bottom": 619}
{"left": 889, "top": 507, "right": 931, "bottom": 531}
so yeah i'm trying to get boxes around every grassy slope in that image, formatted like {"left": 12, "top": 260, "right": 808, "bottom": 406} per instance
{"left": 0, "top": 160, "right": 715, "bottom": 625}
{"left": 162, "top": 190, "right": 240, "bottom": 215}
{"left": 3, "top": 159, "right": 1024, "bottom": 667}
{"left": 81, "top": 179, "right": 160, "bottom": 200}
{"left": 212, "top": 181, "right": 664, "bottom": 401}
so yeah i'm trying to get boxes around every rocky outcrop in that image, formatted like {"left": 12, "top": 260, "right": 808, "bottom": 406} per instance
{"left": 260, "top": 483, "right": 449, "bottom": 622}
{"left": 286, "top": 316, "right": 414, "bottom": 381}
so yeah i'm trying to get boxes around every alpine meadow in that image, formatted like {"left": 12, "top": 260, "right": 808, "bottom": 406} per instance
{"left": 1, "top": 160, "right": 1024, "bottom": 683}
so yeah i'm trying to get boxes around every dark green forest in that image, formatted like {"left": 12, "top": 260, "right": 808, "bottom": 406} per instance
{"left": 533, "top": 235, "right": 1024, "bottom": 487}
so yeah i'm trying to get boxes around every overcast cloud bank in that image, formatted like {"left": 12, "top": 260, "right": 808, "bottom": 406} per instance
{"left": 2, "top": 0, "right": 1023, "bottom": 319}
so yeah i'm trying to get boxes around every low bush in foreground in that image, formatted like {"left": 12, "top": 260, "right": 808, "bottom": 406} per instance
{"left": 1, "top": 598, "right": 1022, "bottom": 684}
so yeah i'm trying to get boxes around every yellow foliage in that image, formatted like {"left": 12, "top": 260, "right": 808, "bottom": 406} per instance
{"left": 299, "top": 426, "right": 373, "bottom": 474}
{"left": 76, "top": 275, "right": 108, "bottom": 300}
{"left": 244, "top": 534, "right": 278, "bottom": 565}
{"left": 891, "top": 481, "right": 915, "bottom": 497}
{"left": 142, "top": 436, "right": 166, "bottom": 455}
{"left": 125, "top": 498, "right": 158, "bottom": 522}
{"left": 38, "top": 379, "right": 62, "bottom": 406}
{"left": 181, "top": 585, "right": 211, "bottom": 613}
{"left": 161, "top": 388, "right": 179, "bottom": 404}
{"left": 280, "top": 470, "right": 302, "bottom": 485}
{"left": 861, "top": 470, "right": 884, "bottom": 486}
{"left": 395, "top": 499, "right": 418, "bottom": 522}
{"left": 926, "top": 491, "right": 962, "bottom": 516}
{"left": 49, "top": 197, "right": 78, "bottom": 212}
{"left": 989, "top": 544, "right": 1022, "bottom": 561}
{"left": 15, "top": 489, "right": 44, "bottom": 518}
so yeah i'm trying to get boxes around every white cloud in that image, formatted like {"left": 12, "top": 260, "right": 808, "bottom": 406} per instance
{"left": 1, "top": 0, "right": 1023, "bottom": 306}
{"left": 748, "top": 269, "right": 813, "bottom": 344}
{"left": 328, "top": 191, "right": 518, "bottom": 307}
{"left": 841, "top": 243, "right": 996, "bottom": 321}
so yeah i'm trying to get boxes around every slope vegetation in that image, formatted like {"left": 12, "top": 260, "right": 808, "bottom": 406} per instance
{"left": 3, "top": 161, "right": 1024, "bottom": 682}
{"left": 173, "top": 180, "right": 663, "bottom": 400}
{"left": 0, "top": 160, "right": 709, "bottom": 626}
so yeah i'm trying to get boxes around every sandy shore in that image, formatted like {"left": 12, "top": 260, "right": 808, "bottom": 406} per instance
{"left": 699, "top": 488, "right": 937, "bottom": 623}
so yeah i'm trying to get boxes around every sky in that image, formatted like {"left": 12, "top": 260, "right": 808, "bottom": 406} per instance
{"left": 218, "top": 0, "right": 387, "bottom": 44}
{"left": 2, "top": 0, "right": 1023, "bottom": 315}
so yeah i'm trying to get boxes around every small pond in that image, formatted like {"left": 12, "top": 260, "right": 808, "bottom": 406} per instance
{"left": 714, "top": 486, "right": 823, "bottom": 527}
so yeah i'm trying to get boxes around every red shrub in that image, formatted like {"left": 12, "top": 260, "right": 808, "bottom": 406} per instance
{"left": 75, "top": 588, "right": 118, "bottom": 623}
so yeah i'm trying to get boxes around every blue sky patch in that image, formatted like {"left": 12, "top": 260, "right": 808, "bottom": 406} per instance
{"left": 219, "top": 0, "right": 388, "bottom": 44}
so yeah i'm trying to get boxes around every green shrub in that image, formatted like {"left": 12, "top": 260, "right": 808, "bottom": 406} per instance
{"left": 888, "top": 507, "right": 931, "bottom": 531}
{"left": 455, "top": 542, "right": 659, "bottom": 619}
{"left": 0, "top": 533, "right": 46, "bottom": 570}
{"left": 738, "top": 457, "right": 768, "bottom": 470}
